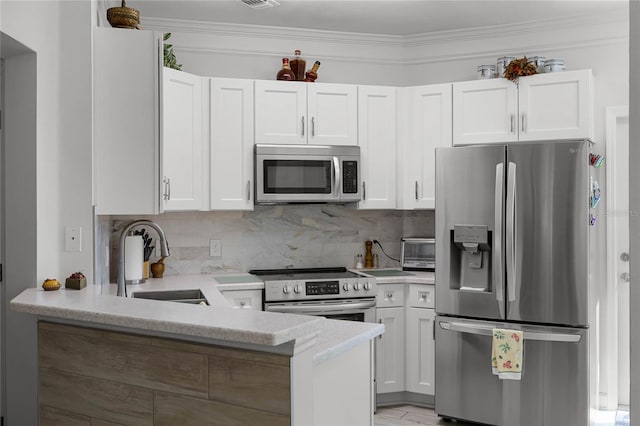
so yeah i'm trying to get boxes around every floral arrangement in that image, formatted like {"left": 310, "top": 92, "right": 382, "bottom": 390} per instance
{"left": 503, "top": 57, "right": 537, "bottom": 81}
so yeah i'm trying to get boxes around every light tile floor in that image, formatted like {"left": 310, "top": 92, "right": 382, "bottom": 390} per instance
{"left": 375, "top": 405, "right": 631, "bottom": 426}
{"left": 374, "top": 405, "right": 475, "bottom": 426}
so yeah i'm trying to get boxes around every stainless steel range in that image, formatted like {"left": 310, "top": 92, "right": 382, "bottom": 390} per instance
{"left": 250, "top": 267, "right": 377, "bottom": 322}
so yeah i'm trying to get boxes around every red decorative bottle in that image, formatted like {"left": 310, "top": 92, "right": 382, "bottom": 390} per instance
{"left": 276, "top": 58, "right": 295, "bottom": 81}
{"left": 303, "top": 61, "right": 321, "bottom": 82}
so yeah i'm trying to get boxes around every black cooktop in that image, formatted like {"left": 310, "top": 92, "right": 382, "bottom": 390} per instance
{"left": 249, "top": 267, "right": 362, "bottom": 281}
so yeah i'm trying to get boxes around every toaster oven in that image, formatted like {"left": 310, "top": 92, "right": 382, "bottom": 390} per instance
{"left": 401, "top": 238, "right": 435, "bottom": 271}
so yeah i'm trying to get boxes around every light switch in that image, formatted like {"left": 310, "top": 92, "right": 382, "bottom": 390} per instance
{"left": 65, "top": 226, "right": 82, "bottom": 252}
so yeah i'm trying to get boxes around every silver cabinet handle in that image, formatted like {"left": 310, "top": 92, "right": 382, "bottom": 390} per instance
{"left": 379, "top": 319, "right": 383, "bottom": 339}
{"left": 494, "top": 164, "right": 504, "bottom": 310}
{"left": 163, "top": 177, "right": 171, "bottom": 201}
{"left": 621, "top": 252, "right": 630, "bottom": 262}
{"left": 621, "top": 272, "right": 631, "bottom": 283}
{"left": 246, "top": 180, "right": 251, "bottom": 201}
{"left": 419, "top": 292, "right": 428, "bottom": 301}
{"left": 510, "top": 114, "right": 515, "bottom": 133}
{"left": 362, "top": 181, "right": 366, "bottom": 201}
{"left": 301, "top": 116, "right": 305, "bottom": 136}
{"left": 506, "top": 162, "right": 517, "bottom": 303}
{"left": 386, "top": 292, "right": 393, "bottom": 299}
{"left": 439, "top": 320, "right": 582, "bottom": 342}
{"left": 521, "top": 114, "right": 526, "bottom": 133}
{"left": 312, "top": 116, "right": 315, "bottom": 137}
{"left": 415, "top": 181, "right": 419, "bottom": 201}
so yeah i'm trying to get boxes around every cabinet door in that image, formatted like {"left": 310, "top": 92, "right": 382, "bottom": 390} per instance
{"left": 452, "top": 79, "right": 518, "bottom": 145}
{"left": 518, "top": 70, "right": 593, "bottom": 142}
{"left": 376, "top": 307, "right": 405, "bottom": 394}
{"left": 94, "top": 27, "right": 161, "bottom": 214}
{"left": 222, "top": 289, "right": 263, "bottom": 310}
{"left": 254, "top": 80, "right": 306, "bottom": 144}
{"left": 210, "top": 78, "right": 254, "bottom": 210}
{"left": 358, "top": 86, "right": 397, "bottom": 209}
{"left": 307, "top": 83, "right": 358, "bottom": 146}
{"left": 409, "top": 84, "right": 452, "bottom": 209}
{"left": 162, "top": 67, "right": 203, "bottom": 211}
{"left": 406, "top": 307, "right": 435, "bottom": 395}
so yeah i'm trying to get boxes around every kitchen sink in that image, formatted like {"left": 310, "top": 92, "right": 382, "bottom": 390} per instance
{"left": 131, "top": 289, "right": 209, "bottom": 305}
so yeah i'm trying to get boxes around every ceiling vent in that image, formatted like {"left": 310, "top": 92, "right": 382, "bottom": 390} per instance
{"left": 241, "top": 0, "right": 280, "bottom": 9}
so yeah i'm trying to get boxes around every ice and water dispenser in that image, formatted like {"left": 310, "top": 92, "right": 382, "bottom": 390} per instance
{"left": 450, "top": 225, "right": 491, "bottom": 292}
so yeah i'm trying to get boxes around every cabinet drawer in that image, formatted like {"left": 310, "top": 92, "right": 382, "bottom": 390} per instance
{"left": 376, "top": 284, "right": 405, "bottom": 308}
{"left": 407, "top": 284, "right": 434, "bottom": 309}
{"left": 222, "top": 289, "right": 263, "bottom": 310}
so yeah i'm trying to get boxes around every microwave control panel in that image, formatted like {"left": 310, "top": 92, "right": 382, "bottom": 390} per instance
{"left": 342, "top": 161, "right": 358, "bottom": 194}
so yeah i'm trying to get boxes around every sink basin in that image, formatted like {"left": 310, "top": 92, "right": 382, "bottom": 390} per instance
{"left": 132, "top": 289, "right": 209, "bottom": 305}
{"left": 361, "top": 270, "right": 416, "bottom": 277}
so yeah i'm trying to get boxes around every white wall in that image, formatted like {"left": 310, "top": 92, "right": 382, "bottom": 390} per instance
{"left": 0, "top": 1, "right": 95, "bottom": 423}
{"left": 628, "top": 1, "right": 639, "bottom": 421}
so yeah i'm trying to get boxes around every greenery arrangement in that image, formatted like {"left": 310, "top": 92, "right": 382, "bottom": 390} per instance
{"left": 163, "top": 33, "right": 182, "bottom": 70}
{"left": 504, "top": 57, "right": 537, "bottom": 82}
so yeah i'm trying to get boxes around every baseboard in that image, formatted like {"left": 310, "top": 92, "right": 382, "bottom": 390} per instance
{"left": 376, "top": 391, "right": 434, "bottom": 409}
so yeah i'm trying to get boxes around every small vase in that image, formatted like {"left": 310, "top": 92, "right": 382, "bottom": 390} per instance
{"left": 151, "top": 258, "right": 165, "bottom": 278}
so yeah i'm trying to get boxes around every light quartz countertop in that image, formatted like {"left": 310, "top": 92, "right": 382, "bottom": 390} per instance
{"left": 10, "top": 272, "right": 384, "bottom": 364}
{"left": 355, "top": 268, "right": 435, "bottom": 285}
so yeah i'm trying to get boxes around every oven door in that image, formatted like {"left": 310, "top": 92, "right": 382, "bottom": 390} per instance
{"left": 264, "top": 298, "right": 376, "bottom": 322}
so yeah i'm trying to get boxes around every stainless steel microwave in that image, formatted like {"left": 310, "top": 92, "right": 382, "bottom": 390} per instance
{"left": 401, "top": 238, "right": 435, "bottom": 271}
{"left": 255, "top": 144, "right": 361, "bottom": 204}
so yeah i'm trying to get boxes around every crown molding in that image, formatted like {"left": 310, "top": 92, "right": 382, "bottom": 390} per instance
{"left": 143, "top": 9, "right": 629, "bottom": 66}
{"left": 141, "top": 17, "right": 405, "bottom": 48}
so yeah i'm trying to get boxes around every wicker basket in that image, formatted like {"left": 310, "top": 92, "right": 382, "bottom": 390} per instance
{"left": 107, "top": 0, "right": 140, "bottom": 29}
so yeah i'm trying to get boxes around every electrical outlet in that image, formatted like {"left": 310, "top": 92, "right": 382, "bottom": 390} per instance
{"left": 210, "top": 240, "right": 221, "bottom": 257}
{"left": 65, "top": 226, "right": 82, "bottom": 252}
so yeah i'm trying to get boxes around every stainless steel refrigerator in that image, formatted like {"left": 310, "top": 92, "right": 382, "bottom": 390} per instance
{"left": 434, "top": 140, "right": 599, "bottom": 426}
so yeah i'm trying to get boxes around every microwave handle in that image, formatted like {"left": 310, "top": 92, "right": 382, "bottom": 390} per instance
{"left": 333, "top": 156, "right": 341, "bottom": 196}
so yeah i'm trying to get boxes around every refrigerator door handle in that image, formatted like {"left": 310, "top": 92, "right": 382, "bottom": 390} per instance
{"left": 506, "top": 162, "right": 517, "bottom": 303}
{"left": 494, "top": 163, "right": 504, "bottom": 310}
{"left": 438, "top": 320, "right": 582, "bottom": 343}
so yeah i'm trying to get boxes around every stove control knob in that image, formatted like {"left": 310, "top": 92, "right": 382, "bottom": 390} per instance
{"left": 343, "top": 283, "right": 351, "bottom": 291}
{"left": 283, "top": 285, "right": 291, "bottom": 294}
{"left": 353, "top": 282, "right": 361, "bottom": 291}
{"left": 293, "top": 284, "right": 301, "bottom": 294}
{"left": 363, "top": 282, "right": 371, "bottom": 291}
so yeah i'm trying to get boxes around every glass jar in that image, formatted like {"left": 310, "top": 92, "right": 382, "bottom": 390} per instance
{"left": 544, "top": 58, "right": 565, "bottom": 73}
{"left": 528, "top": 56, "right": 546, "bottom": 72}
{"left": 477, "top": 65, "right": 496, "bottom": 80}
{"left": 355, "top": 254, "right": 363, "bottom": 269}
{"left": 496, "top": 56, "right": 515, "bottom": 78}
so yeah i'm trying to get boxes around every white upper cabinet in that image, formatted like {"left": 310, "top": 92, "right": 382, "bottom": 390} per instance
{"left": 210, "top": 78, "right": 255, "bottom": 210}
{"left": 254, "top": 80, "right": 358, "bottom": 145}
{"left": 162, "top": 67, "right": 204, "bottom": 211}
{"left": 358, "top": 85, "right": 397, "bottom": 210}
{"left": 94, "top": 27, "right": 161, "bottom": 215}
{"left": 400, "top": 84, "right": 452, "bottom": 209}
{"left": 453, "top": 78, "right": 518, "bottom": 145}
{"left": 306, "top": 83, "right": 358, "bottom": 145}
{"left": 518, "top": 70, "right": 593, "bottom": 142}
{"left": 453, "top": 69, "right": 593, "bottom": 145}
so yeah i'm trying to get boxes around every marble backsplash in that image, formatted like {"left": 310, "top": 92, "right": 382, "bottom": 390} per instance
{"left": 99, "top": 205, "right": 434, "bottom": 283}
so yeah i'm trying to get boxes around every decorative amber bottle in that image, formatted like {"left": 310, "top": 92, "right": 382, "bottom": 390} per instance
{"left": 290, "top": 50, "right": 306, "bottom": 81}
{"left": 303, "top": 61, "right": 321, "bottom": 82}
{"left": 364, "top": 240, "right": 374, "bottom": 268}
{"left": 276, "top": 58, "right": 295, "bottom": 81}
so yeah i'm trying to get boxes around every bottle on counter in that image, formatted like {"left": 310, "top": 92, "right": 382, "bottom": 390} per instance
{"left": 290, "top": 49, "right": 306, "bottom": 81}
{"left": 303, "top": 61, "right": 321, "bottom": 82}
{"left": 276, "top": 58, "right": 295, "bottom": 81}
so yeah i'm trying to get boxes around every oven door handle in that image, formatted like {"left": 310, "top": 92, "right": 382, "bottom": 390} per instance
{"left": 265, "top": 300, "right": 376, "bottom": 313}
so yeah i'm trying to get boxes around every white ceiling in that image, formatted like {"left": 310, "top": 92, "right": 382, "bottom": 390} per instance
{"left": 126, "top": 0, "right": 627, "bottom": 36}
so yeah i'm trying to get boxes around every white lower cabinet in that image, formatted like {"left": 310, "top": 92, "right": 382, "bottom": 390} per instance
{"left": 376, "top": 306, "right": 405, "bottom": 393}
{"left": 221, "top": 289, "right": 262, "bottom": 310}
{"left": 376, "top": 282, "right": 435, "bottom": 401}
{"left": 406, "top": 307, "right": 435, "bottom": 395}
